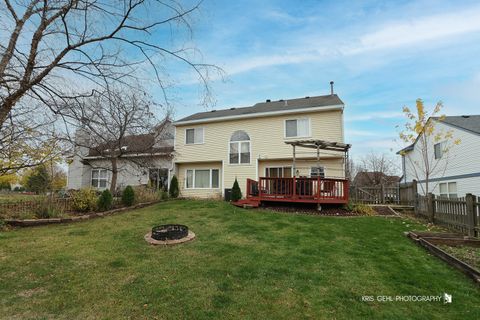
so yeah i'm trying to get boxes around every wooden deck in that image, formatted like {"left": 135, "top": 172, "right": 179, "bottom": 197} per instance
{"left": 243, "top": 177, "right": 349, "bottom": 205}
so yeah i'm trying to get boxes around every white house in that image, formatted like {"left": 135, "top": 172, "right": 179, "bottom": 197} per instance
{"left": 67, "top": 121, "right": 174, "bottom": 191}
{"left": 398, "top": 115, "right": 480, "bottom": 197}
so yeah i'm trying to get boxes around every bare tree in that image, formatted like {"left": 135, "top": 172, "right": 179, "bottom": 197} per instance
{"left": 0, "top": 0, "right": 221, "bottom": 129}
{"left": 357, "top": 152, "right": 399, "bottom": 186}
{"left": 62, "top": 88, "right": 172, "bottom": 193}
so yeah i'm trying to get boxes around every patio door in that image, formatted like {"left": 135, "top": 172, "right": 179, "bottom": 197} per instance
{"left": 265, "top": 167, "right": 292, "bottom": 178}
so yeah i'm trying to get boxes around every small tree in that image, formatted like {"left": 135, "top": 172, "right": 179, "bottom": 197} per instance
{"left": 231, "top": 178, "right": 242, "bottom": 201}
{"left": 25, "top": 165, "right": 51, "bottom": 194}
{"left": 398, "top": 99, "right": 460, "bottom": 195}
{"left": 169, "top": 176, "right": 179, "bottom": 198}
{"left": 98, "top": 190, "right": 113, "bottom": 211}
{"left": 122, "top": 186, "right": 135, "bottom": 206}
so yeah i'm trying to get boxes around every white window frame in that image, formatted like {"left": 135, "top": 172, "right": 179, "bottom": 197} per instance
{"left": 185, "top": 169, "right": 220, "bottom": 189}
{"left": 284, "top": 118, "right": 311, "bottom": 139}
{"left": 185, "top": 127, "right": 205, "bottom": 145}
{"left": 434, "top": 141, "right": 446, "bottom": 160}
{"left": 310, "top": 166, "right": 325, "bottom": 178}
{"left": 439, "top": 181, "right": 457, "bottom": 199}
{"left": 91, "top": 169, "right": 108, "bottom": 189}
{"left": 229, "top": 140, "right": 251, "bottom": 165}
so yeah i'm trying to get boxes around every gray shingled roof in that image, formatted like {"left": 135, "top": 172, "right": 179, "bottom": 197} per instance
{"left": 175, "top": 94, "right": 344, "bottom": 123}
{"left": 439, "top": 115, "right": 480, "bottom": 135}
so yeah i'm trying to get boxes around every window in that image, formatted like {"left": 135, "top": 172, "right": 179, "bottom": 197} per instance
{"left": 229, "top": 130, "right": 250, "bottom": 164}
{"left": 149, "top": 168, "right": 168, "bottom": 190}
{"left": 185, "top": 169, "right": 220, "bottom": 189}
{"left": 265, "top": 167, "right": 292, "bottom": 178}
{"left": 439, "top": 182, "right": 457, "bottom": 199}
{"left": 285, "top": 118, "right": 310, "bottom": 138}
{"left": 310, "top": 167, "right": 325, "bottom": 178}
{"left": 434, "top": 141, "right": 446, "bottom": 159}
{"left": 91, "top": 169, "right": 108, "bottom": 188}
{"left": 185, "top": 128, "right": 204, "bottom": 144}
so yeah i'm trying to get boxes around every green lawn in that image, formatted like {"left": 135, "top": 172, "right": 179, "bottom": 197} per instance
{"left": 0, "top": 200, "right": 479, "bottom": 319}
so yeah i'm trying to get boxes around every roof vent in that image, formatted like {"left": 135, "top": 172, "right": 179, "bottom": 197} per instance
{"left": 330, "top": 81, "right": 334, "bottom": 95}
{"left": 279, "top": 99, "right": 284, "bottom": 101}
{"left": 230, "top": 107, "right": 236, "bottom": 110}
{"left": 266, "top": 99, "right": 271, "bottom": 102}
{"left": 305, "top": 96, "right": 310, "bottom": 99}
{"left": 210, "top": 110, "right": 216, "bottom": 112}
{"left": 462, "top": 115, "right": 470, "bottom": 118}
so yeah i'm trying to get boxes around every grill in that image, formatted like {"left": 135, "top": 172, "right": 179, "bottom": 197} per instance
{"left": 151, "top": 224, "right": 188, "bottom": 241}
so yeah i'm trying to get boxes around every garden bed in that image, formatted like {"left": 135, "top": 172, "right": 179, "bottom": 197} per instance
{"left": 3, "top": 201, "right": 159, "bottom": 227}
{"left": 407, "top": 231, "right": 480, "bottom": 284}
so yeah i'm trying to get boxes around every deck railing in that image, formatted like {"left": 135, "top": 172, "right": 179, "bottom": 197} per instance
{"left": 246, "top": 177, "right": 349, "bottom": 203}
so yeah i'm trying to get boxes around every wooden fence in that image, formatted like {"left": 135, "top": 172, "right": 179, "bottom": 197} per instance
{"left": 350, "top": 185, "right": 400, "bottom": 204}
{"left": 416, "top": 193, "right": 479, "bottom": 237}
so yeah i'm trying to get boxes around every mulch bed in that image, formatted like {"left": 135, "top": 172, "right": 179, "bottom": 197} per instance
{"left": 261, "top": 203, "right": 359, "bottom": 216}
{"left": 371, "top": 206, "right": 397, "bottom": 216}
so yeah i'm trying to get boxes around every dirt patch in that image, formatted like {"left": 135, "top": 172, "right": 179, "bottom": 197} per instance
{"left": 262, "top": 203, "right": 359, "bottom": 216}
{"left": 372, "top": 206, "right": 396, "bottom": 216}
{"left": 17, "top": 287, "right": 46, "bottom": 298}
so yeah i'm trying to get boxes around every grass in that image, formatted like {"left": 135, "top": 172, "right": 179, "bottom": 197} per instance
{"left": 0, "top": 200, "right": 479, "bottom": 319}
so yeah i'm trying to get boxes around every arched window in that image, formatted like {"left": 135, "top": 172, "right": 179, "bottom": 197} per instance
{"left": 230, "top": 130, "right": 250, "bottom": 164}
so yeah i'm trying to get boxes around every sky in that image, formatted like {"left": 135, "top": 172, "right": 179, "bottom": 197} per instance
{"left": 157, "top": 0, "right": 480, "bottom": 161}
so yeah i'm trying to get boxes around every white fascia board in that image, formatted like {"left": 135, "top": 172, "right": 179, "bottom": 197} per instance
{"left": 173, "top": 104, "right": 344, "bottom": 126}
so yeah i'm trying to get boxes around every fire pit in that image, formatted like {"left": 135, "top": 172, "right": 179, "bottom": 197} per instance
{"left": 145, "top": 224, "right": 195, "bottom": 245}
{"left": 151, "top": 224, "right": 188, "bottom": 241}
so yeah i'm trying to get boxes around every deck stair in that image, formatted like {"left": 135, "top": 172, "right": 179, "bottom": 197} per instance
{"left": 232, "top": 198, "right": 261, "bottom": 208}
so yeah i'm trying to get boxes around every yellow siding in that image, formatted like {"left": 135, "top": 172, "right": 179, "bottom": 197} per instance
{"left": 174, "top": 109, "right": 345, "bottom": 198}
{"left": 258, "top": 158, "right": 344, "bottom": 178}
{"left": 177, "top": 162, "right": 223, "bottom": 199}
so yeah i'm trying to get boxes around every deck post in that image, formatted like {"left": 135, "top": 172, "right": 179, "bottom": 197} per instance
{"left": 292, "top": 145, "right": 296, "bottom": 177}
{"left": 292, "top": 176, "right": 296, "bottom": 199}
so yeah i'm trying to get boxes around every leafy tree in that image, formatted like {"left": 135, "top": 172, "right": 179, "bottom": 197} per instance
{"left": 169, "top": 176, "right": 179, "bottom": 198}
{"left": 231, "top": 178, "right": 242, "bottom": 201}
{"left": 398, "top": 99, "right": 460, "bottom": 195}
{"left": 25, "top": 165, "right": 51, "bottom": 194}
{"left": 122, "top": 186, "right": 135, "bottom": 206}
{"left": 98, "top": 190, "right": 113, "bottom": 211}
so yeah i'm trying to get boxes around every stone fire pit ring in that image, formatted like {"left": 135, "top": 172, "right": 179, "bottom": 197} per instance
{"left": 145, "top": 224, "right": 195, "bottom": 245}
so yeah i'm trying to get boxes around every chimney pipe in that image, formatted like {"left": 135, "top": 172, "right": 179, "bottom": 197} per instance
{"left": 330, "top": 81, "right": 334, "bottom": 95}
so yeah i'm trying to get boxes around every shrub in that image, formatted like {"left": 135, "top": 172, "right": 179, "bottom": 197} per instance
{"left": 97, "top": 189, "right": 113, "bottom": 211}
{"left": 72, "top": 188, "right": 98, "bottom": 212}
{"left": 35, "top": 198, "right": 63, "bottom": 219}
{"left": 0, "top": 181, "right": 11, "bottom": 190}
{"left": 159, "top": 189, "right": 169, "bottom": 200}
{"left": 231, "top": 178, "right": 242, "bottom": 202}
{"left": 122, "top": 186, "right": 135, "bottom": 206}
{"left": 133, "top": 186, "right": 159, "bottom": 203}
{"left": 169, "top": 175, "right": 179, "bottom": 198}
{"left": 351, "top": 203, "right": 376, "bottom": 216}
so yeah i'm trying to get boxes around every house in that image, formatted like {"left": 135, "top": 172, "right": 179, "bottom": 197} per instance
{"left": 173, "top": 92, "right": 349, "bottom": 201}
{"left": 353, "top": 171, "right": 400, "bottom": 187}
{"left": 398, "top": 115, "right": 480, "bottom": 197}
{"left": 67, "top": 121, "right": 174, "bottom": 191}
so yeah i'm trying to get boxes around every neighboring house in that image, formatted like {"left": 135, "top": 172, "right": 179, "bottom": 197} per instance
{"left": 173, "top": 94, "right": 347, "bottom": 199}
{"left": 398, "top": 115, "right": 480, "bottom": 197}
{"left": 67, "top": 121, "right": 174, "bottom": 191}
{"left": 353, "top": 171, "right": 400, "bottom": 187}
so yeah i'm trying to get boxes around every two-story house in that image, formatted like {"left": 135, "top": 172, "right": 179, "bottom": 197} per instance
{"left": 398, "top": 115, "right": 480, "bottom": 197}
{"left": 173, "top": 94, "right": 348, "bottom": 199}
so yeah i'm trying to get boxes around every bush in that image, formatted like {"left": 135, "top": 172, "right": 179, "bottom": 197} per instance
{"left": 0, "top": 181, "right": 11, "bottom": 190}
{"left": 159, "top": 189, "right": 169, "bottom": 200}
{"left": 71, "top": 188, "right": 98, "bottom": 212}
{"left": 133, "top": 186, "right": 159, "bottom": 203}
{"left": 35, "top": 198, "right": 63, "bottom": 219}
{"left": 122, "top": 186, "right": 135, "bottom": 206}
{"left": 97, "top": 189, "right": 113, "bottom": 211}
{"left": 169, "top": 175, "right": 179, "bottom": 198}
{"left": 231, "top": 178, "right": 242, "bottom": 202}
{"left": 351, "top": 203, "right": 376, "bottom": 216}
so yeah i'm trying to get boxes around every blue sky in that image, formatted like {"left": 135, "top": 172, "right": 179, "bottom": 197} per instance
{"left": 162, "top": 0, "right": 480, "bottom": 160}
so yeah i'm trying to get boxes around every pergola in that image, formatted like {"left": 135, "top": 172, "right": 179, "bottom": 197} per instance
{"left": 284, "top": 140, "right": 351, "bottom": 178}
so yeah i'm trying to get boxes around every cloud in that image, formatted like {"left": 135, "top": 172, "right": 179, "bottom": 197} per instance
{"left": 219, "top": 5, "right": 480, "bottom": 76}
{"left": 346, "top": 111, "right": 403, "bottom": 122}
